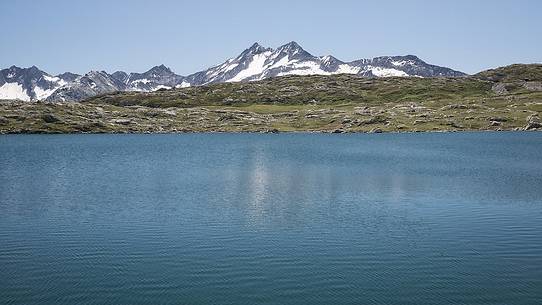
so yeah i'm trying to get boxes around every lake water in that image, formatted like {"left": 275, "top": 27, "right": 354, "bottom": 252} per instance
{"left": 1, "top": 133, "right": 541, "bottom": 305}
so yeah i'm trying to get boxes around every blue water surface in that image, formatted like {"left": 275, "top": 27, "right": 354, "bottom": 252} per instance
{"left": 1, "top": 132, "right": 541, "bottom": 305}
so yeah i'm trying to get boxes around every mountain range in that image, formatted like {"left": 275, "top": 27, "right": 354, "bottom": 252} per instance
{"left": 0, "top": 41, "right": 466, "bottom": 102}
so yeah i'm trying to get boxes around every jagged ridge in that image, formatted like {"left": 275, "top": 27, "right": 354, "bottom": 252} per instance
{"left": 1, "top": 41, "right": 467, "bottom": 102}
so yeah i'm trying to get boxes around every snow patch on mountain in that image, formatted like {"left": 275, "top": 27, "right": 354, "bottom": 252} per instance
{"left": 43, "top": 75, "right": 66, "bottom": 86}
{"left": 228, "top": 51, "right": 273, "bottom": 82}
{"left": 152, "top": 85, "right": 171, "bottom": 91}
{"left": 34, "top": 86, "right": 57, "bottom": 100}
{"left": 392, "top": 60, "right": 408, "bottom": 67}
{"left": 368, "top": 66, "right": 409, "bottom": 77}
{"left": 0, "top": 82, "right": 30, "bottom": 101}
{"left": 177, "top": 81, "right": 191, "bottom": 88}
{"left": 276, "top": 60, "right": 330, "bottom": 77}
{"left": 267, "top": 56, "right": 290, "bottom": 70}
{"left": 132, "top": 79, "right": 151, "bottom": 85}
{"left": 336, "top": 64, "right": 361, "bottom": 74}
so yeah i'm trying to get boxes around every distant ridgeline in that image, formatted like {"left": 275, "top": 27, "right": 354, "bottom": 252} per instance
{"left": 0, "top": 41, "right": 466, "bottom": 102}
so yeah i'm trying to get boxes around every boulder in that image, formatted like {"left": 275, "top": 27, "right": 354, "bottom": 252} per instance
{"left": 41, "top": 114, "right": 61, "bottom": 123}
{"left": 489, "top": 121, "right": 501, "bottom": 126}
{"left": 524, "top": 123, "right": 540, "bottom": 130}
{"left": 113, "top": 119, "right": 132, "bottom": 125}
{"left": 525, "top": 114, "right": 542, "bottom": 130}
{"left": 527, "top": 114, "right": 541, "bottom": 123}
{"left": 488, "top": 117, "right": 508, "bottom": 122}
{"left": 523, "top": 82, "right": 542, "bottom": 91}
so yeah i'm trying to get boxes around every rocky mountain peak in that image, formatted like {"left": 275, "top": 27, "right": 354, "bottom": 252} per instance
{"left": 246, "top": 42, "right": 269, "bottom": 54}
{"left": 148, "top": 64, "right": 173, "bottom": 75}
{"left": 274, "top": 41, "right": 313, "bottom": 61}
{"left": 279, "top": 41, "right": 302, "bottom": 50}
{"left": 2, "top": 42, "right": 467, "bottom": 102}
{"left": 57, "top": 72, "right": 80, "bottom": 82}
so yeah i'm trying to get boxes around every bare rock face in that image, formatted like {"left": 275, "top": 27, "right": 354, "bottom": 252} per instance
{"left": 113, "top": 119, "right": 132, "bottom": 125}
{"left": 46, "top": 71, "right": 127, "bottom": 102}
{"left": 523, "top": 82, "right": 542, "bottom": 91}
{"left": 491, "top": 83, "right": 508, "bottom": 95}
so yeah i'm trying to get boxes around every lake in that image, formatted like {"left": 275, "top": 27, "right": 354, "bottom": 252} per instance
{"left": 1, "top": 132, "right": 541, "bottom": 305}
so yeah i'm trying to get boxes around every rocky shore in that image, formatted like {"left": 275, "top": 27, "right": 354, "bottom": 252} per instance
{"left": 1, "top": 100, "right": 540, "bottom": 134}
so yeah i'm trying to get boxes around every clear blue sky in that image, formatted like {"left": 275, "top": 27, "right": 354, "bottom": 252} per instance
{"left": 1, "top": 0, "right": 540, "bottom": 75}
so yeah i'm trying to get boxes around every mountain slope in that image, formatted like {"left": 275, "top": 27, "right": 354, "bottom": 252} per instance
{"left": 0, "top": 66, "right": 72, "bottom": 101}
{"left": 123, "top": 64, "right": 185, "bottom": 91}
{"left": 474, "top": 64, "right": 542, "bottom": 82}
{"left": 1, "top": 41, "right": 467, "bottom": 101}
{"left": 45, "top": 65, "right": 186, "bottom": 101}
{"left": 46, "top": 71, "right": 126, "bottom": 102}
{"left": 182, "top": 42, "right": 466, "bottom": 86}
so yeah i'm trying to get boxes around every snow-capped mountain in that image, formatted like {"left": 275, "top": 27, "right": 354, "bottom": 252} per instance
{"left": 46, "top": 65, "right": 185, "bottom": 101}
{"left": 122, "top": 64, "right": 185, "bottom": 92}
{"left": 348, "top": 55, "right": 466, "bottom": 78}
{"left": 46, "top": 71, "right": 127, "bottom": 102}
{"left": 1, "top": 41, "right": 467, "bottom": 102}
{"left": 181, "top": 41, "right": 465, "bottom": 86}
{"left": 0, "top": 66, "right": 73, "bottom": 101}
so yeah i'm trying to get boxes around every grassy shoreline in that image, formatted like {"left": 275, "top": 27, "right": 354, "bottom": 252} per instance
{"left": 1, "top": 101, "right": 540, "bottom": 134}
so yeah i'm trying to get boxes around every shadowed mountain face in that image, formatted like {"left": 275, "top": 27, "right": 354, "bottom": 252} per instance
{"left": 45, "top": 65, "right": 184, "bottom": 102}
{"left": 0, "top": 66, "right": 73, "bottom": 101}
{"left": 45, "top": 71, "right": 127, "bottom": 102}
{"left": 1, "top": 42, "right": 467, "bottom": 102}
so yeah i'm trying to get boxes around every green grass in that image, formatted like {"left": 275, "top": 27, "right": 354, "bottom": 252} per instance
{"left": 87, "top": 74, "right": 496, "bottom": 108}
{"left": 475, "top": 64, "right": 542, "bottom": 82}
